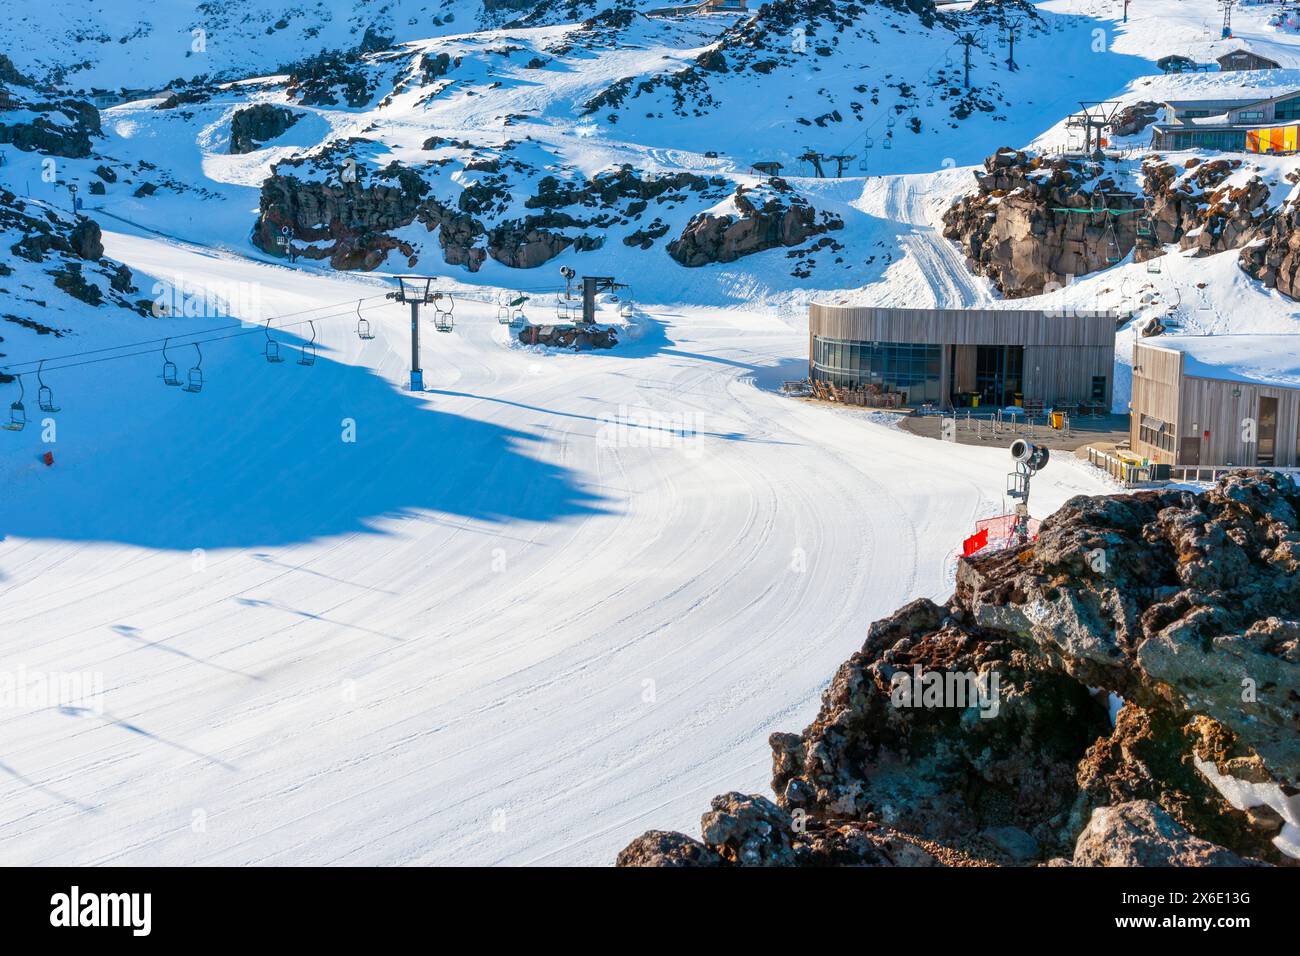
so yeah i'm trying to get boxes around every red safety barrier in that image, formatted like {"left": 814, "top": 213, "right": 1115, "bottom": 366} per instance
{"left": 963, "top": 515, "right": 1043, "bottom": 557}
{"left": 962, "top": 527, "right": 989, "bottom": 557}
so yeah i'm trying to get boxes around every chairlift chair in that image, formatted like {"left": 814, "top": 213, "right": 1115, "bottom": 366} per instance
{"left": 2, "top": 376, "right": 26, "bottom": 432}
{"left": 432, "top": 292, "right": 455, "bottom": 332}
{"left": 264, "top": 317, "right": 284, "bottom": 363}
{"left": 506, "top": 293, "right": 528, "bottom": 325}
{"left": 1146, "top": 256, "right": 1163, "bottom": 274}
{"left": 182, "top": 343, "right": 204, "bottom": 393}
{"left": 356, "top": 300, "right": 375, "bottom": 340}
{"left": 162, "top": 337, "right": 181, "bottom": 386}
{"left": 298, "top": 320, "right": 317, "bottom": 366}
{"left": 1104, "top": 224, "right": 1121, "bottom": 264}
{"left": 36, "top": 360, "right": 60, "bottom": 413}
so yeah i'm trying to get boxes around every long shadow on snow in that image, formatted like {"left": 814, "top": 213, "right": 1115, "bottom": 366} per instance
{"left": 0, "top": 334, "right": 609, "bottom": 551}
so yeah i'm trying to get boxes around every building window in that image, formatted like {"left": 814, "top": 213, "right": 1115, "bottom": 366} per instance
{"left": 1239, "top": 110, "right": 1265, "bottom": 120}
{"left": 1277, "top": 98, "right": 1300, "bottom": 121}
{"left": 1091, "top": 376, "right": 1107, "bottom": 403}
{"left": 1138, "top": 414, "right": 1176, "bottom": 452}
{"left": 811, "top": 337, "right": 941, "bottom": 404}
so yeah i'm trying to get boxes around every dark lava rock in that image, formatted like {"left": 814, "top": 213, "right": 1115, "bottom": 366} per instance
{"left": 1073, "top": 800, "right": 1259, "bottom": 867}
{"left": 942, "top": 148, "right": 1141, "bottom": 297}
{"left": 69, "top": 218, "right": 104, "bottom": 260}
{"left": 615, "top": 830, "right": 724, "bottom": 867}
{"left": 230, "top": 104, "right": 301, "bottom": 154}
{"left": 668, "top": 178, "right": 842, "bottom": 267}
{"left": 0, "top": 98, "right": 100, "bottom": 158}
{"left": 619, "top": 473, "right": 1299, "bottom": 866}
{"left": 1140, "top": 156, "right": 1270, "bottom": 262}
{"left": 1240, "top": 187, "right": 1300, "bottom": 300}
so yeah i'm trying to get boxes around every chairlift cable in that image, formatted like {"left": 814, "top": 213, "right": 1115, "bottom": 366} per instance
{"left": 0, "top": 292, "right": 392, "bottom": 375}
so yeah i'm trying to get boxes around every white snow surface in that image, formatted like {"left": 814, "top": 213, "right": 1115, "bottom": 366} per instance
{"left": 0, "top": 232, "right": 1108, "bottom": 865}
{"left": 2, "top": 0, "right": 1300, "bottom": 865}
{"left": 1150, "top": 333, "right": 1300, "bottom": 388}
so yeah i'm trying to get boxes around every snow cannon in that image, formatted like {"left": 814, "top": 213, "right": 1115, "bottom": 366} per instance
{"left": 1010, "top": 439, "right": 1050, "bottom": 474}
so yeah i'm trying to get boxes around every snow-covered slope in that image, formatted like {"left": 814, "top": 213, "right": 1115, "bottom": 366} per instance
{"left": 0, "top": 227, "right": 1109, "bottom": 865}
{"left": 3, "top": 0, "right": 1300, "bottom": 866}
{"left": 7, "top": 0, "right": 536, "bottom": 90}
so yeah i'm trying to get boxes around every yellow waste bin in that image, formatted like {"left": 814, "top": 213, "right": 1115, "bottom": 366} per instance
{"left": 970, "top": 394, "right": 980, "bottom": 408}
{"left": 1050, "top": 411, "right": 1064, "bottom": 430}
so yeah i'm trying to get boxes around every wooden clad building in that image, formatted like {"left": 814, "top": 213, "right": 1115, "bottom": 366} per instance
{"left": 1130, "top": 337, "right": 1300, "bottom": 467}
{"left": 1217, "top": 48, "right": 1282, "bottom": 72}
{"left": 808, "top": 304, "right": 1116, "bottom": 408}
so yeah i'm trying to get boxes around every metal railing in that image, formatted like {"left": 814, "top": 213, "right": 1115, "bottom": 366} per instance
{"left": 956, "top": 408, "right": 1071, "bottom": 441}
{"left": 1169, "top": 464, "right": 1300, "bottom": 482}
{"left": 1087, "top": 447, "right": 1148, "bottom": 486}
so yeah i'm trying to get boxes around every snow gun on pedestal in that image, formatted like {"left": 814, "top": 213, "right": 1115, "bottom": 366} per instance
{"left": 961, "top": 440, "right": 1049, "bottom": 558}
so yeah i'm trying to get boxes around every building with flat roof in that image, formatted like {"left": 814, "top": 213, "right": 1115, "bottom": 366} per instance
{"left": 1130, "top": 335, "right": 1300, "bottom": 467}
{"left": 1149, "top": 87, "right": 1300, "bottom": 151}
{"left": 808, "top": 304, "right": 1116, "bottom": 409}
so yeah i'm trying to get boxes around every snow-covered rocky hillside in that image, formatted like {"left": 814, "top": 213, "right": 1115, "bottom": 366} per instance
{"left": 2, "top": 0, "right": 1299, "bottom": 868}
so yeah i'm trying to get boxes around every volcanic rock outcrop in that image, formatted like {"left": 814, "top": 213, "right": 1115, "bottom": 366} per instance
{"left": 941, "top": 149, "right": 1141, "bottom": 297}
{"left": 618, "top": 472, "right": 1300, "bottom": 867}
{"left": 0, "top": 67, "right": 101, "bottom": 159}
{"left": 230, "top": 104, "right": 301, "bottom": 154}
{"left": 254, "top": 152, "right": 735, "bottom": 272}
{"left": 1139, "top": 156, "right": 1271, "bottom": 261}
{"left": 668, "top": 178, "right": 843, "bottom": 267}
{"left": 1112, "top": 101, "right": 1161, "bottom": 137}
{"left": 1240, "top": 189, "right": 1300, "bottom": 300}
{"left": 0, "top": 188, "right": 140, "bottom": 323}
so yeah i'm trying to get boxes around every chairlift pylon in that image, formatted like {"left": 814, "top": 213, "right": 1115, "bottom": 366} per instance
{"left": 162, "top": 337, "right": 181, "bottom": 386}
{"left": 182, "top": 343, "right": 203, "bottom": 393}
{"left": 36, "top": 360, "right": 60, "bottom": 413}
{"left": 356, "top": 300, "right": 374, "bottom": 340}
{"left": 2, "top": 375, "right": 26, "bottom": 432}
